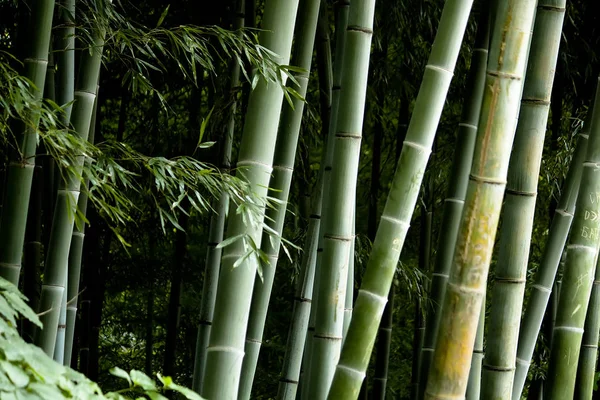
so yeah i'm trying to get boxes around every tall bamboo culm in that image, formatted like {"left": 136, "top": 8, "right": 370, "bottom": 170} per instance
{"left": 481, "top": 0, "right": 566, "bottom": 396}
{"left": 52, "top": 0, "right": 76, "bottom": 364}
{"left": 0, "top": 0, "right": 55, "bottom": 285}
{"left": 465, "top": 296, "right": 485, "bottom": 398}
{"left": 300, "top": 2, "right": 348, "bottom": 397}
{"left": 34, "top": 15, "right": 106, "bottom": 357}
{"left": 327, "top": 0, "right": 474, "bottom": 398}
{"left": 201, "top": 0, "right": 299, "bottom": 397}
{"left": 545, "top": 77, "right": 600, "bottom": 399}
{"left": 191, "top": 1, "right": 243, "bottom": 393}
{"left": 237, "top": 0, "right": 321, "bottom": 397}
{"left": 574, "top": 252, "right": 600, "bottom": 399}
{"left": 277, "top": 4, "right": 333, "bottom": 399}
{"left": 305, "top": 0, "right": 375, "bottom": 396}
{"left": 512, "top": 119, "right": 590, "bottom": 399}
{"left": 64, "top": 90, "right": 97, "bottom": 367}
{"left": 418, "top": 5, "right": 489, "bottom": 395}
{"left": 424, "top": 0, "right": 537, "bottom": 397}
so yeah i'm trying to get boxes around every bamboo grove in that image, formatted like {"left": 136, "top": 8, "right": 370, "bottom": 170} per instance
{"left": 3, "top": 0, "right": 600, "bottom": 399}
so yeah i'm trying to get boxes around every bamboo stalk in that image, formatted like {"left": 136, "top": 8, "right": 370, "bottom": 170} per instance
{"left": 201, "top": 0, "right": 299, "bottom": 397}
{"left": 418, "top": 6, "right": 490, "bottom": 394}
{"left": 513, "top": 122, "right": 590, "bottom": 399}
{"left": 481, "top": 0, "right": 566, "bottom": 395}
{"left": 328, "top": 0, "right": 475, "bottom": 397}
{"left": 546, "top": 76, "right": 600, "bottom": 399}
{"left": 424, "top": 0, "right": 536, "bottom": 397}
{"left": 0, "top": 0, "right": 56, "bottom": 285}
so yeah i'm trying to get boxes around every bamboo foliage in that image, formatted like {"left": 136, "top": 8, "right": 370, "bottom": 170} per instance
{"left": 418, "top": 5, "right": 489, "bottom": 394}
{"left": 201, "top": 0, "right": 299, "bottom": 397}
{"left": 481, "top": 0, "right": 566, "bottom": 395}
{"left": 238, "top": 0, "right": 321, "bottom": 397}
{"left": 0, "top": 0, "right": 56, "bottom": 285}
{"left": 546, "top": 77, "right": 600, "bottom": 399}
{"left": 305, "top": 0, "right": 375, "bottom": 396}
{"left": 327, "top": 0, "right": 475, "bottom": 397}
{"left": 425, "top": 0, "right": 537, "bottom": 397}
{"left": 34, "top": 12, "right": 106, "bottom": 356}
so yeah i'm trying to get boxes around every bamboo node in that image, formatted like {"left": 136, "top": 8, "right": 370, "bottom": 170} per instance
{"left": 346, "top": 25, "right": 373, "bottom": 35}
{"left": 336, "top": 132, "right": 362, "bottom": 139}
{"left": 458, "top": 122, "right": 477, "bottom": 129}
{"left": 515, "top": 357, "right": 530, "bottom": 366}
{"left": 487, "top": 70, "right": 522, "bottom": 80}
{"left": 313, "top": 333, "right": 342, "bottom": 341}
{"left": 206, "top": 345, "right": 245, "bottom": 355}
{"left": 358, "top": 289, "right": 387, "bottom": 304}
{"left": 237, "top": 159, "right": 273, "bottom": 169}
{"left": 505, "top": 188, "right": 536, "bottom": 197}
{"left": 425, "top": 64, "right": 453, "bottom": 75}
{"left": 553, "top": 326, "right": 584, "bottom": 333}
{"left": 273, "top": 164, "right": 294, "bottom": 172}
{"left": 538, "top": 5, "right": 566, "bottom": 12}
{"left": 531, "top": 284, "right": 551, "bottom": 293}
{"left": 337, "top": 364, "right": 366, "bottom": 379}
{"left": 323, "top": 234, "right": 353, "bottom": 242}
{"left": 482, "top": 364, "right": 514, "bottom": 372}
{"left": 469, "top": 173, "right": 506, "bottom": 185}
{"left": 493, "top": 277, "right": 526, "bottom": 284}
{"left": 380, "top": 215, "right": 409, "bottom": 227}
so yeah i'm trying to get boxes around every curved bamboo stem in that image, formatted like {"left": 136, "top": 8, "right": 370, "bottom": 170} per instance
{"left": 418, "top": 6, "right": 489, "bottom": 394}
{"left": 328, "top": 0, "right": 475, "bottom": 397}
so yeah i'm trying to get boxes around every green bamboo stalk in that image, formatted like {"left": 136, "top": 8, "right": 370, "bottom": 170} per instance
{"left": 22, "top": 162, "right": 42, "bottom": 343}
{"left": 0, "top": 0, "right": 55, "bottom": 285}
{"left": 63, "top": 89, "right": 97, "bottom": 367}
{"left": 34, "top": 17, "right": 105, "bottom": 357}
{"left": 410, "top": 294, "right": 422, "bottom": 400}
{"left": 465, "top": 295, "right": 484, "bottom": 399}
{"left": 418, "top": 6, "right": 490, "bottom": 395}
{"left": 424, "top": 1, "right": 536, "bottom": 397}
{"left": 277, "top": 4, "right": 332, "bottom": 398}
{"left": 200, "top": 0, "right": 299, "bottom": 397}
{"left": 512, "top": 126, "right": 590, "bottom": 399}
{"left": 372, "top": 283, "right": 394, "bottom": 400}
{"left": 545, "top": 77, "right": 600, "bottom": 399}
{"left": 305, "top": 0, "right": 375, "bottom": 395}
{"left": 300, "top": 3, "right": 348, "bottom": 397}
{"left": 237, "top": 0, "right": 321, "bottom": 397}
{"left": 191, "top": 3, "right": 242, "bottom": 394}
{"left": 343, "top": 215, "right": 355, "bottom": 341}
{"left": 326, "top": 0, "right": 475, "bottom": 397}
{"left": 481, "top": 0, "right": 566, "bottom": 396}
{"left": 574, "top": 254, "right": 600, "bottom": 399}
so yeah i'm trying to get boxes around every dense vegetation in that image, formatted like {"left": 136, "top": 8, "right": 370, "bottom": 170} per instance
{"left": 1, "top": 0, "right": 600, "bottom": 399}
